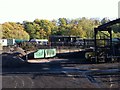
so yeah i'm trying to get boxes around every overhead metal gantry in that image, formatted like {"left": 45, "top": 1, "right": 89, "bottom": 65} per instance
{"left": 94, "top": 18, "right": 120, "bottom": 62}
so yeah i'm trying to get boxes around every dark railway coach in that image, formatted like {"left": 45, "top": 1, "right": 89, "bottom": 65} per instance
{"left": 49, "top": 35, "right": 80, "bottom": 46}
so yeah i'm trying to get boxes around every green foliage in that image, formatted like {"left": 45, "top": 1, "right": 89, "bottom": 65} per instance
{"left": 24, "top": 19, "right": 56, "bottom": 39}
{"left": 1, "top": 17, "right": 120, "bottom": 40}
{"left": 111, "top": 23, "right": 120, "bottom": 38}
{"left": 78, "top": 17, "right": 100, "bottom": 38}
{"left": 58, "top": 18, "right": 68, "bottom": 27}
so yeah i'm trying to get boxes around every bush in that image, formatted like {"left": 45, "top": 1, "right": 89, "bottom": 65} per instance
{"left": 20, "top": 42, "right": 37, "bottom": 51}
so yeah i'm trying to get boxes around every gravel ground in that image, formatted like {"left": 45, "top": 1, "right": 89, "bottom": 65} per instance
{"left": 2, "top": 69, "right": 120, "bottom": 88}
{"left": 2, "top": 58, "right": 120, "bottom": 88}
{"left": 1, "top": 48, "right": 120, "bottom": 89}
{"left": 2, "top": 75, "right": 96, "bottom": 88}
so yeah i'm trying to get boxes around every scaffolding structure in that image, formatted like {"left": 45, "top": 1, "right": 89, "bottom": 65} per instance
{"left": 94, "top": 18, "right": 120, "bottom": 63}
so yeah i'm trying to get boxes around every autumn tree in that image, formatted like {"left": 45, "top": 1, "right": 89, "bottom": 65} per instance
{"left": 2, "top": 22, "right": 29, "bottom": 40}
{"left": 24, "top": 19, "right": 56, "bottom": 39}
{"left": 2, "top": 17, "right": 119, "bottom": 40}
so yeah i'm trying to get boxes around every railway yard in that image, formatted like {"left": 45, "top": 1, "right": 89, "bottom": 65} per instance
{"left": 1, "top": 51, "right": 120, "bottom": 88}
{"left": 1, "top": 18, "right": 120, "bottom": 89}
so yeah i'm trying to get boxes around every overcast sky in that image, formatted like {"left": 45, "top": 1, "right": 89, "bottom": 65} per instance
{"left": 0, "top": 0, "right": 120, "bottom": 23}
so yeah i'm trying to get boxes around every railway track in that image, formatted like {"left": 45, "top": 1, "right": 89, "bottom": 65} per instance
{"left": 2, "top": 68, "right": 120, "bottom": 88}
{"left": 1, "top": 52, "right": 120, "bottom": 88}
